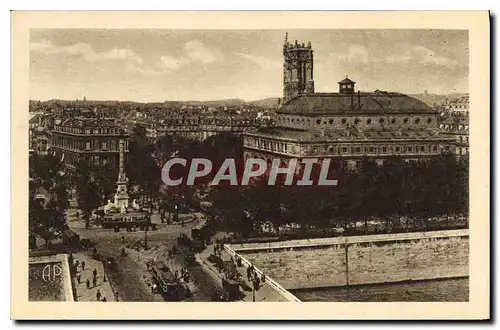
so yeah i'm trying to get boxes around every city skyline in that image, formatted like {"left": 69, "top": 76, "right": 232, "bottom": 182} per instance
{"left": 30, "top": 29, "right": 469, "bottom": 102}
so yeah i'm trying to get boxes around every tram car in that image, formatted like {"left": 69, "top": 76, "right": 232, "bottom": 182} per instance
{"left": 148, "top": 261, "right": 191, "bottom": 301}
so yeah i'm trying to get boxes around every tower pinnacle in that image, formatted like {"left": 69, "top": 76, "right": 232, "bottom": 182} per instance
{"left": 283, "top": 35, "right": 315, "bottom": 103}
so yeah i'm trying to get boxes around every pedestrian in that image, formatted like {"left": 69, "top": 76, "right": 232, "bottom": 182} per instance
{"left": 114, "top": 291, "right": 119, "bottom": 301}
{"left": 102, "top": 297, "right": 107, "bottom": 302}
{"left": 261, "top": 273, "right": 266, "bottom": 283}
{"left": 92, "top": 276, "right": 97, "bottom": 288}
{"left": 92, "top": 247, "right": 97, "bottom": 258}
{"left": 75, "top": 260, "right": 79, "bottom": 270}
{"left": 77, "top": 274, "right": 81, "bottom": 284}
{"left": 121, "top": 236, "right": 125, "bottom": 244}
{"left": 86, "top": 279, "right": 90, "bottom": 289}
{"left": 96, "top": 289, "right": 101, "bottom": 301}
{"left": 93, "top": 268, "right": 97, "bottom": 279}
{"left": 152, "top": 283, "right": 157, "bottom": 294}
{"left": 81, "top": 260, "right": 85, "bottom": 271}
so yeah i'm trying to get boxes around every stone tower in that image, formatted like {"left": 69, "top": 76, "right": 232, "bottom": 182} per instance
{"left": 283, "top": 33, "right": 315, "bottom": 104}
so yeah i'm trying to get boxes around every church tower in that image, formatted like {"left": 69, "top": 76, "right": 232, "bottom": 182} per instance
{"left": 283, "top": 33, "right": 315, "bottom": 104}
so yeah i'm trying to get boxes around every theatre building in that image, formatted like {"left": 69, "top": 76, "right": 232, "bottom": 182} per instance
{"left": 243, "top": 35, "right": 454, "bottom": 168}
{"left": 50, "top": 117, "right": 129, "bottom": 170}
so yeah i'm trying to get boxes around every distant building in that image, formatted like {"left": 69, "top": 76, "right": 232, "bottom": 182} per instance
{"left": 440, "top": 116, "right": 469, "bottom": 156}
{"left": 243, "top": 34, "right": 454, "bottom": 169}
{"left": 159, "top": 115, "right": 259, "bottom": 141}
{"left": 50, "top": 117, "right": 128, "bottom": 170}
{"left": 29, "top": 112, "right": 51, "bottom": 155}
{"left": 445, "top": 95, "right": 469, "bottom": 113}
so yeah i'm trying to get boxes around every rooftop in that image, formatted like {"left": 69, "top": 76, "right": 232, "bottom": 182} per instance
{"left": 60, "top": 117, "right": 120, "bottom": 128}
{"left": 279, "top": 92, "right": 435, "bottom": 115}
{"left": 339, "top": 77, "right": 355, "bottom": 84}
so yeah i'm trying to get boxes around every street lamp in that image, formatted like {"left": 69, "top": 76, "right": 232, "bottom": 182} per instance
{"left": 103, "top": 259, "right": 108, "bottom": 282}
{"left": 145, "top": 222, "right": 148, "bottom": 250}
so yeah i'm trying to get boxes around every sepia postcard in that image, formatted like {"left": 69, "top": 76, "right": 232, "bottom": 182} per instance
{"left": 11, "top": 11, "right": 490, "bottom": 320}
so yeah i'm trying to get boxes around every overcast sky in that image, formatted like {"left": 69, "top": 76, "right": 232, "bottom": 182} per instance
{"left": 30, "top": 29, "right": 468, "bottom": 102}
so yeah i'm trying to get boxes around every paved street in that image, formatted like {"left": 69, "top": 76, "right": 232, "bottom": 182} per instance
{"left": 67, "top": 204, "right": 206, "bottom": 301}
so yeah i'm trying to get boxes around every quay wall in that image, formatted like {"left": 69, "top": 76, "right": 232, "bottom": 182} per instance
{"left": 228, "top": 230, "right": 469, "bottom": 290}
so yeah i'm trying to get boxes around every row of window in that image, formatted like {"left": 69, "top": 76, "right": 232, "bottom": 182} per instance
{"left": 53, "top": 137, "right": 122, "bottom": 151}
{"left": 246, "top": 138, "right": 449, "bottom": 155}
{"left": 164, "top": 119, "right": 256, "bottom": 126}
{"left": 440, "top": 124, "right": 469, "bottom": 131}
{"left": 278, "top": 116, "right": 435, "bottom": 127}
{"left": 249, "top": 139, "right": 290, "bottom": 153}
{"left": 308, "top": 144, "right": 446, "bottom": 155}
{"left": 55, "top": 126, "right": 122, "bottom": 135}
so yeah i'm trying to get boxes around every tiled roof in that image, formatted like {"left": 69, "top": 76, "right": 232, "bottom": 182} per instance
{"left": 279, "top": 92, "right": 434, "bottom": 115}
{"left": 61, "top": 117, "right": 119, "bottom": 128}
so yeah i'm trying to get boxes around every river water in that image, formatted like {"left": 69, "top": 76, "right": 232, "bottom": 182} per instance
{"left": 292, "top": 278, "right": 468, "bottom": 302}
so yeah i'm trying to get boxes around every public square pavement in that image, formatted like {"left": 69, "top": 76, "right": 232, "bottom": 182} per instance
{"left": 67, "top": 204, "right": 206, "bottom": 301}
{"left": 72, "top": 252, "right": 116, "bottom": 301}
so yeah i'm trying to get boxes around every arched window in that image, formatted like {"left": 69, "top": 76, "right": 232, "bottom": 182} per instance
{"left": 342, "top": 119, "right": 347, "bottom": 124}
{"left": 329, "top": 119, "right": 334, "bottom": 125}
{"left": 379, "top": 118, "right": 385, "bottom": 124}
{"left": 367, "top": 118, "right": 372, "bottom": 124}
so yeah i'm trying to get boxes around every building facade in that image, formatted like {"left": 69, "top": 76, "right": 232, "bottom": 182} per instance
{"left": 439, "top": 116, "right": 469, "bottom": 156}
{"left": 158, "top": 115, "right": 259, "bottom": 141}
{"left": 243, "top": 35, "right": 455, "bottom": 168}
{"left": 445, "top": 95, "right": 469, "bottom": 113}
{"left": 29, "top": 113, "right": 51, "bottom": 155}
{"left": 50, "top": 117, "right": 128, "bottom": 170}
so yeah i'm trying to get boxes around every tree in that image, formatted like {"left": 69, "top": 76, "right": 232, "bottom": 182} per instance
{"left": 127, "top": 124, "right": 161, "bottom": 208}
{"left": 29, "top": 153, "right": 65, "bottom": 190}
{"left": 75, "top": 160, "right": 101, "bottom": 228}
{"left": 29, "top": 153, "right": 70, "bottom": 248}
{"left": 37, "top": 200, "right": 68, "bottom": 248}
{"left": 154, "top": 134, "right": 175, "bottom": 167}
